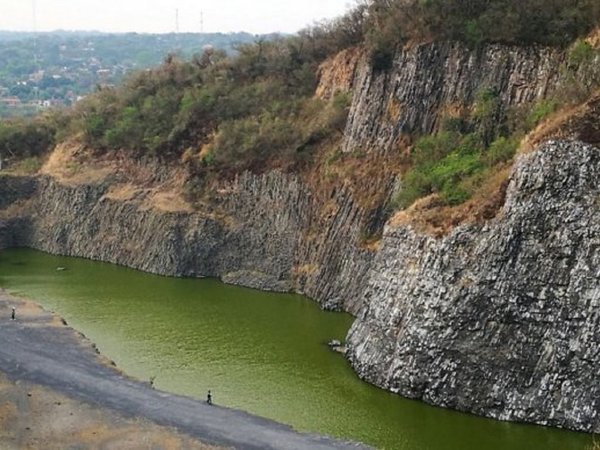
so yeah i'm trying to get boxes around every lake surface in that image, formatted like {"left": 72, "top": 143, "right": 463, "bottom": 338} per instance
{"left": 0, "top": 248, "right": 594, "bottom": 449}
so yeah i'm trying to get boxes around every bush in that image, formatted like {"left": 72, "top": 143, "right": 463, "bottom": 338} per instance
{"left": 68, "top": 17, "right": 363, "bottom": 161}
{"left": 0, "top": 118, "right": 56, "bottom": 160}
{"left": 207, "top": 94, "right": 349, "bottom": 170}
{"left": 396, "top": 88, "right": 531, "bottom": 210}
{"left": 412, "top": 131, "right": 463, "bottom": 165}
{"left": 568, "top": 39, "right": 595, "bottom": 68}
{"left": 363, "top": 0, "right": 600, "bottom": 67}
{"left": 484, "top": 137, "right": 519, "bottom": 166}
{"left": 210, "top": 114, "right": 303, "bottom": 168}
{"left": 527, "top": 99, "right": 560, "bottom": 128}
{"left": 472, "top": 87, "right": 503, "bottom": 146}
{"left": 393, "top": 167, "right": 433, "bottom": 209}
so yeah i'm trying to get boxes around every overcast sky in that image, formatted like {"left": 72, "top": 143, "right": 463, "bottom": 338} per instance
{"left": 0, "top": 0, "right": 354, "bottom": 34}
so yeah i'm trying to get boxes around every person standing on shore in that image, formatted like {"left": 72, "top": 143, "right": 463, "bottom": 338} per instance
{"left": 11, "top": 307, "right": 15, "bottom": 320}
{"left": 207, "top": 390, "right": 213, "bottom": 405}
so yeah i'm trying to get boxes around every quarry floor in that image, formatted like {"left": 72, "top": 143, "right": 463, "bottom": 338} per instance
{"left": 0, "top": 291, "right": 366, "bottom": 450}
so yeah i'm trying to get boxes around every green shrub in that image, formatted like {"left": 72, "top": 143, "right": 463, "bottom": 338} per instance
{"left": 568, "top": 39, "right": 595, "bottom": 68}
{"left": 464, "top": 20, "right": 485, "bottom": 48}
{"left": 397, "top": 99, "right": 519, "bottom": 209}
{"left": 9, "top": 156, "right": 42, "bottom": 174}
{"left": 393, "top": 167, "right": 433, "bottom": 209}
{"left": 0, "top": 118, "right": 56, "bottom": 160}
{"left": 368, "top": 39, "right": 395, "bottom": 72}
{"left": 412, "top": 131, "right": 463, "bottom": 165}
{"left": 364, "top": 0, "right": 600, "bottom": 55}
{"left": 429, "top": 152, "right": 482, "bottom": 191}
{"left": 484, "top": 137, "right": 518, "bottom": 166}
{"left": 472, "top": 87, "right": 503, "bottom": 145}
{"left": 526, "top": 99, "right": 560, "bottom": 129}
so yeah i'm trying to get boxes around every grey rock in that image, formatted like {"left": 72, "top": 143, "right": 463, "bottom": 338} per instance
{"left": 343, "top": 42, "right": 562, "bottom": 154}
{"left": 347, "top": 140, "right": 600, "bottom": 433}
{"left": 0, "top": 170, "right": 376, "bottom": 314}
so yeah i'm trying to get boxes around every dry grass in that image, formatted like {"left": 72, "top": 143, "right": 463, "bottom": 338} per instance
{"left": 143, "top": 191, "right": 194, "bottom": 214}
{"left": 103, "top": 183, "right": 141, "bottom": 202}
{"left": 520, "top": 89, "right": 600, "bottom": 154}
{"left": 41, "top": 139, "right": 198, "bottom": 215}
{"left": 293, "top": 264, "right": 319, "bottom": 276}
{"left": 308, "top": 141, "right": 408, "bottom": 210}
{"left": 41, "top": 140, "right": 114, "bottom": 186}
{"left": 315, "top": 47, "right": 364, "bottom": 101}
{"left": 586, "top": 27, "right": 600, "bottom": 48}
{"left": 360, "top": 236, "right": 383, "bottom": 251}
{"left": 519, "top": 103, "right": 587, "bottom": 153}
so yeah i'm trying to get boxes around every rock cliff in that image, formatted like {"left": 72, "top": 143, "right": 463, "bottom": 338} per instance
{"left": 1, "top": 39, "right": 599, "bottom": 434}
{"left": 6, "top": 171, "right": 373, "bottom": 314}
{"left": 340, "top": 42, "right": 563, "bottom": 154}
{"left": 347, "top": 140, "right": 600, "bottom": 432}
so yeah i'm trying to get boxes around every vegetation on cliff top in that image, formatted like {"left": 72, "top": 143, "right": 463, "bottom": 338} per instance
{"left": 364, "top": 0, "right": 600, "bottom": 69}
{"left": 0, "top": 0, "right": 599, "bottom": 210}
{"left": 0, "top": 32, "right": 275, "bottom": 118}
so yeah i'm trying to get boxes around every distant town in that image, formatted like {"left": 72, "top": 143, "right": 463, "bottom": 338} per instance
{"left": 0, "top": 31, "right": 274, "bottom": 117}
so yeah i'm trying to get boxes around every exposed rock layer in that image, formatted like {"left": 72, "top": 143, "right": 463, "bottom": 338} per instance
{"left": 0, "top": 171, "right": 375, "bottom": 314}
{"left": 4, "top": 140, "right": 598, "bottom": 433}
{"left": 341, "top": 42, "right": 563, "bottom": 154}
{"left": 348, "top": 140, "right": 600, "bottom": 432}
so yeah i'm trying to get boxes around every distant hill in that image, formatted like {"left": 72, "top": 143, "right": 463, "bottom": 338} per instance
{"left": 0, "top": 31, "right": 278, "bottom": 117}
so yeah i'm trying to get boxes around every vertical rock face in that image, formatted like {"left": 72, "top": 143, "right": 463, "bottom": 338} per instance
{"left": 347, "top": 140, "right": 600, "bottom": 432}
{"left": 0, "top": 176, "right": 37, "bottom": 210}
{"left": 8, "top": 171, "right": 375, "bottom": 313}
{"left": 343, "top": 42, "right": 562, "bottom": 154}
{"left": 0, "top": 176, "right": 37, "bottom": 249}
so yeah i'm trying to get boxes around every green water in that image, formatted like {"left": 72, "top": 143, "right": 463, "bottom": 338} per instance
{"left": 0, "top": 249, "right": 593, "bottom": 450}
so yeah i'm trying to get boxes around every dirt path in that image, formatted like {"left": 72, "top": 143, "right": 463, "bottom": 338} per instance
{"left": 0, "top": 292, "right": 367, "bottom": 450}
{"left": 0, "top": 372, "right": 219, "bottom": 450}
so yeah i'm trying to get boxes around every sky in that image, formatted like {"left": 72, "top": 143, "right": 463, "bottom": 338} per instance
{"left": 0, "top": 0, "right": 354, "bottom": 34}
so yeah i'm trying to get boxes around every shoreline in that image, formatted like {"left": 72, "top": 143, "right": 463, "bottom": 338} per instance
{"left": 0, "top": 290, "right": 368, "bottom": 450}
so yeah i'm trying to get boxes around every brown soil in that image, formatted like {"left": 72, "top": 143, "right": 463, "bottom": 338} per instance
{"left": 41, "top": 140, "right": 194, "bottom": 214}
{"left": 0, "top": 373, "right": 221, "bottom": 450}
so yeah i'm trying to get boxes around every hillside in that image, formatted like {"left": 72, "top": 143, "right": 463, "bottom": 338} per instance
{"left": 0, "top": 31, "right": 275, "bottom": 117}
{"left": 1, "top": 0, "right": 600, "bottom": 436}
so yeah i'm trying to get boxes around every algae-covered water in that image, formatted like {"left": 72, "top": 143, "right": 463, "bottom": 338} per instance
{"left": 0, "top": 248, "right": 594, "bottom": 449}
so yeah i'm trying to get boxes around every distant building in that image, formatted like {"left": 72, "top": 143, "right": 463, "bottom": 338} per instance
{"left": 0, "top": 97, "right": 22, "bottom": 107}
{"left": 29, "top": 70, "right": 45, "bottom": 82}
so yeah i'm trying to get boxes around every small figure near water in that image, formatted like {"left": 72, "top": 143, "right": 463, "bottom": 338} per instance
{"left": 206, "top": 390, "right": 213, "bottom": 405}
{"left": 149, "top": 376, "right": 156, "bottom": 389}
{"left": 11, "top": 307, "right": 15, "bottom": 320}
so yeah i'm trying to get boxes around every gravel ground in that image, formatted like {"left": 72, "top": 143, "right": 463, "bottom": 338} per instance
{"left": 0, "top": 291, "right": 368, "bottom": 450}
